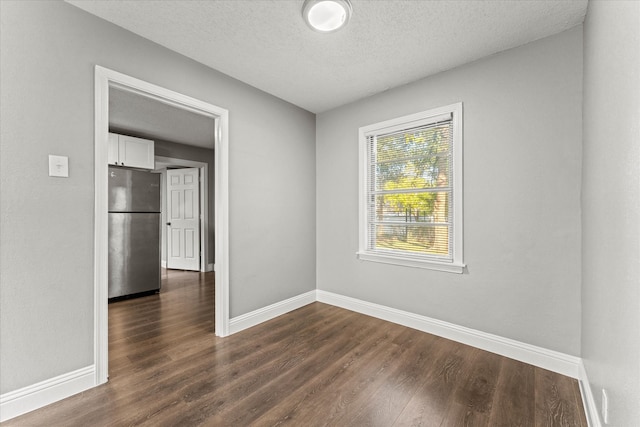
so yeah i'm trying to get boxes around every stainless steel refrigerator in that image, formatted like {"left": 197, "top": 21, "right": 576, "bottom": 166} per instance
{"left": 108, "top": 166, "right": 161, "bottom": 299}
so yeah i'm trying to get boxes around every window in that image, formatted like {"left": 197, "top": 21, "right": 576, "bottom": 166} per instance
{"left": 358, "top": 103, "right": 464, "bottom": 273}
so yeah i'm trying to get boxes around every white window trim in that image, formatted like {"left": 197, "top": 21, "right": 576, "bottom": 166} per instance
{"left": 357, "top": 102, "right": 465, "bottom": 273}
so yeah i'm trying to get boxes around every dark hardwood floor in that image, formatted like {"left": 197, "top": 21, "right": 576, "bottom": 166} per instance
{"left": 4, "top": 269, "right": 587, "bottom": 426}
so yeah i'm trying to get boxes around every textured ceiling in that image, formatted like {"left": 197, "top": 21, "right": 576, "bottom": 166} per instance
{"left": 69, "top": 0, "right": 587, "bottom": 113}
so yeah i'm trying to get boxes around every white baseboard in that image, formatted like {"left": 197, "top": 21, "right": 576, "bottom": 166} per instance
{"left": 0, "top": 365, "right": 95, "bottom": 422}
{"left": 578, "top": 360, "right": 601, "bottom": 427}
{"left": 161, "top": 261, "right": 211, "bottom": 271}
{"left": 229, "top": 290, "right": 316, "bottom": 335}
{"left": 316, "top": 290, "right": 581, "bottom": 379}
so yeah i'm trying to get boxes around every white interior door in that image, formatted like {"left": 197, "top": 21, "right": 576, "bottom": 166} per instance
{"left": 167, "top": 168, "right": 200, "bottom": 270}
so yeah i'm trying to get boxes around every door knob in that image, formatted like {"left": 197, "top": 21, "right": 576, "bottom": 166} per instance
{"left": 166, "top": 222, "right": 171, "bottom": 226}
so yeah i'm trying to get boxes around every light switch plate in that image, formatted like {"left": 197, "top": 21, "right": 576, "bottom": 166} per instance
{"left": 49, "top": 155, "right": 69, "bottom": 177}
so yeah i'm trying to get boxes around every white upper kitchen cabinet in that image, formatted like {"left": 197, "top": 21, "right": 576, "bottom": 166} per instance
{"left": 108, "top": 133, "right": 120, "bottom": 165}
{"left": 108, "top": 133, "right": 155, "bottom": 169}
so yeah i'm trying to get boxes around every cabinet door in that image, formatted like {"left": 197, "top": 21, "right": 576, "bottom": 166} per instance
{"left": 119, "top": 135, "right": 155, "bottom": 169}
{"left": 108, "top": 133, "right": 119, "bottom": 165}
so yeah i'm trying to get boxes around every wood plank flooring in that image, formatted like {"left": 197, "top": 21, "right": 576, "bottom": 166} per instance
{"left": 4, "top": 269, "right": 587, "bottom": 426}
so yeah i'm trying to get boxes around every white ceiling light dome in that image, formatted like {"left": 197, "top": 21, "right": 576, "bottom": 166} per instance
{"left": 302, "top": 0, "right": 353, "bottom": 33}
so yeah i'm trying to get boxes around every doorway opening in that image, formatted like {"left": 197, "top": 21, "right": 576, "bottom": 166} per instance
{"left": 94, "top": 66, "right": 230, "bottom": 387}
{"left": 164, "top": 166, "right": 202, "bottom": 271}
{"left": 155, "top": 157, "right": 210, "bottom": 272}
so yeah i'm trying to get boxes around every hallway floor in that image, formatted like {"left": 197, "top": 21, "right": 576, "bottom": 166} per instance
{"left": 4, "top": 269, "right": 587, "bottom": 426}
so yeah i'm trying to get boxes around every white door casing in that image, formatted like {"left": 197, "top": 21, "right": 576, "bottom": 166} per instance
{"left": 167, "top": 168, "right": 200, "bottom": 271}
{"left": 95, "top": 66, "right": 231, "bottom": 388}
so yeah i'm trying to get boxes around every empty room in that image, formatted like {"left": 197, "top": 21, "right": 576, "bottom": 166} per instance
{"left": 0, "top": 1, "right": 638, "bottom": 426}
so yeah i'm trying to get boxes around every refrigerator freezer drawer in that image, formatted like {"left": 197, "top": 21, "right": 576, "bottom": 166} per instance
{"left": 108, "top": 212, "right": 161, "bottom": 299}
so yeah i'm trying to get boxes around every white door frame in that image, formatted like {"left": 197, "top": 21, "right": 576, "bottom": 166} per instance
{"left": 94, "top": 66, "right": 230, "bottom": 386}
{"left": 155, "top": 156, "right": 210, "bottom": 272}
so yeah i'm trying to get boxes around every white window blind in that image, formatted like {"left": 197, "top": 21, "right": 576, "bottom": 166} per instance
{"left": 358, "top": 103, "right": 464, "bottom": 273}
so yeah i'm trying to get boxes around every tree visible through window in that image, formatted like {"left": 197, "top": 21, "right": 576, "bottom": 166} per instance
{"left": 358, "top": 103, "right": 464, "bottom": 272}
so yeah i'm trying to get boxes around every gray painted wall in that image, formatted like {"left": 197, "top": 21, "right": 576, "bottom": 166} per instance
{"left": 0, "top": 1, "right": 316, "bottom": 394}
{"left": 316, "top": 27, "right": 583, "bottom": 356}
{"left": 582, "top": 2, "right": 640, "bottom": 425}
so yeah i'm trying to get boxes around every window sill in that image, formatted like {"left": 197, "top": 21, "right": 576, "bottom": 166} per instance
{"left": 356, "top": 251, "right": 466, "bottom": 274}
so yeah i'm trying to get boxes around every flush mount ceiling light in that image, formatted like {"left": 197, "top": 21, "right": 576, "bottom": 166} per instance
{"left": 302, "top": 0, "right": 352, "bottom": 33}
